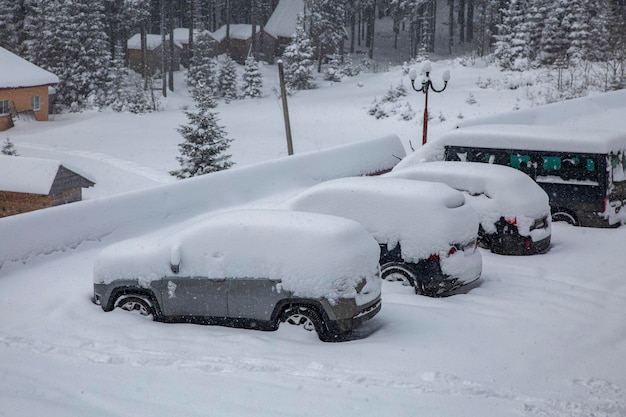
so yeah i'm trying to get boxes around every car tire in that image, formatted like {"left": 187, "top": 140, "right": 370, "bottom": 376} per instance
{"left": 552, "top": 210, "right": 578, "bottom": 226}
{"left": 115, "top": 295, "right": 155, "bottom": 319}
{"left": 381, "top": 263, "right": 417, "bottom": 288}
{"left": 280, "top": 305, "right": 329, "bottom": 341}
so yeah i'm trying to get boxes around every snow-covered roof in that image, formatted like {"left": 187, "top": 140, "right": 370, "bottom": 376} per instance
{"left": 212, "top": 24, "right": 256, "bottom": 42}
{"left": 0, "top": 155, "right": 94, "bottom": 195}
{"left": 395, "top": 124, "right": 626, "bottom": 169}
{"left": 93, "top": 209, "right": 381, "bottom": 304}
{"left": 171, "top": 28, "right": 215, "bottom": 44}
{"left": 386, "top": 162, "right": 551, "bottom": 237}
{"left": 127, "top": 34, "right": 183, "bottom": 51}
{"left": 264, "top": 0, "right": 304, "bottom": 38}
{"left": 0, "top": 47, "right": 59, "bottom": 89}
{"left": 283, "top": 177, "right": 479, "bottom": 262}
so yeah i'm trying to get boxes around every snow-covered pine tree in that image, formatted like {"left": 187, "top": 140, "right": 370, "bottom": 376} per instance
{"left": 187, "top": 32, "right": 218, "bottom": 98}
{"left": 305, "top": 0, "right": 346, "bottom": 72}
{"left": 105, "top": 51, "right": 156, "bottom": 113}
{"left": 170, "top": 88, "right": 234, "bottom": 179}
{"left": 241, "top": 56, "right": 263, "bottom": 98}
{"left": 282, "top": 15, "right": 316, "bottom": 91}
{"left": 566, "top": 0, "right": 594, "bottom": 64}
{"left": 1, "top": 138, "right": 18, "bottom": 156}
{"left": 0, "top": 0, "right": 29, "bottom": 53}
{"left": 539, "top": 0, "right": 570, "bottom": 68}
{"left": 28, "top": 0, "right": 111, "bottom": 112}
{"left": 218, "top": 55, "right": 238, "bottom": 103}
{"left": 495, "top": 0, "right": 534, "bottom": 70}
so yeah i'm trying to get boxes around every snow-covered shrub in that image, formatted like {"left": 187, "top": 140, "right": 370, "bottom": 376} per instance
{"left": 368, "top": 82, "right": 412, "bottom": 120}
{"left": 1, "top": 138, "right": 18, "bottom": 156}
{"left": 465, "top": 92, "right": 477, "bottom": 105}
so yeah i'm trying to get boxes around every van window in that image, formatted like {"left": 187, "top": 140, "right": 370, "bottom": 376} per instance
{"left": 510, "top": 154, "right": 530, "bottom": 169}
{"left": 610, "top": 152, "right": 626, "bottom": 182}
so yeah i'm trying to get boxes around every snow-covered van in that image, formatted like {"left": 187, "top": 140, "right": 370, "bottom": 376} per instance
{"left": 93, "top": 209, "right": 382, "bottom": 342}
{"left": 395, "top": 124, "right": 626, "bottom": 228}
{"left": 386, "top": 162, "right": 551, "bottom": 255}
{"left": 283, "top": 177, "right": 482, "bottom": 296}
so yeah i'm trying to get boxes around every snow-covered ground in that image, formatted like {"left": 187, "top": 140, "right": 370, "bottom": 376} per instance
{"left": 3, "top": 38, "right": 626, "bottom": 416}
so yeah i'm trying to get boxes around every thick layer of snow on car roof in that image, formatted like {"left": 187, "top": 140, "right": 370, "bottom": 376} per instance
{"left": 283, "top": 177, "right": 479, "bottom": 262}
{"left": 93, "top": 209, "right": 381, "bottom": 305}
{"left": 387, "top": 162, "right": 551, "bottom": 237}
{"left": 395, "top": 124, "right": 626, "bottom": 170}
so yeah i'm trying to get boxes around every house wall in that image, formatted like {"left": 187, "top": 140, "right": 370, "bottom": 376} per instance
{"left": 0, "top": 85, "right": 51, "bottom": 131}
{"left": 220, "top": 32, "right": 275, "bottom": 64}
{"left": 128, "top": 45, "right": 182, "bottom": 76}
{"left": 0, "top": 189, "right": 81, "bottom": 218}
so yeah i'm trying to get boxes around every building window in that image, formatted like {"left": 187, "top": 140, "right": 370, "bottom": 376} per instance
{"left": 31, "top": 96, "right": 41, "bottom": 111}
{"left": 0, "top": 100, "right": 9, "bottom": 115}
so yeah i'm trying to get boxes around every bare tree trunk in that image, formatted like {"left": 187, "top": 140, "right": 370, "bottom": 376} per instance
{"left": 169, "top": 0, "right": 175, "bottom": 92}
{"left": 225, "top": 0, "right": 231, "bottom": 55}
{"left": 448, "top": 0, "right": 454, "bottom": 54}
{"left": 161, "top": 1, "right": 167, "bottom": 97}
{"left": 467, "top": 0, "right": 474, "bottom": 44}
{"left": 458, "top": 0, "right": 465, "bottom": 43}
{"left": 141, "top": 22, "right": 148, "bottom": 90}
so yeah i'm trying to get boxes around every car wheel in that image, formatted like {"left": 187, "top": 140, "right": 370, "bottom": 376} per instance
{"left": 381, "top": 264, "right": 416, "bottom": 288}
{"left": 115, "top": 295, "right": 155, "bottom": 319}
{"left": 280, "top": 306, "right": 328, "bottom": 341}
{"left": 552, "top": 211, "right": 578, "bottom": 226}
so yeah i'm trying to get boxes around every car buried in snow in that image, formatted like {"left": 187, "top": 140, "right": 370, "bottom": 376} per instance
{"left": 282, "top": 177, "right": 482, "bottom": 297}
{"left": 93, "top": 209, "right": 382, "bottom": 342}
{"left": 386, "top": 162, "right": 552, "bottom": 255}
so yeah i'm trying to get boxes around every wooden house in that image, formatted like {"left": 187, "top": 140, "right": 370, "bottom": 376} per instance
{"left": 263, "top": 0, "right": 304, "bottom": 57}
{"left": 127, "top": 34, "right": 183, "bottom": 76}
{"left": 213, "top": 24, "right": 275, "bottom": 64}
{"left": 0, "top": 47, "right": 59, "bottom": 131}
{"left": 172, "top": 28, "right": 219, "bottom": 68}
{"left": 0, "top": 155, "right": 95, "bottom": 218}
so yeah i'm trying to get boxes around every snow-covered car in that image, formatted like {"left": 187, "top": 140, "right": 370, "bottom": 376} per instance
{"left": 386, "top": 162, "right": 551, "bottom": 255}
{"left": 283, "top": 177, "right": 482, "bottom": 296}
{"left": 93, "top": 209, "right": 382, "bottom": 342}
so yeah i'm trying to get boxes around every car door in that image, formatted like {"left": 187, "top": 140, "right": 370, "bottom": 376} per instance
{"left": 227, "top": 278, "right": 286, "bottom": 322}
{"left": 159, "top": 276, "right": 229, "bottom": 318}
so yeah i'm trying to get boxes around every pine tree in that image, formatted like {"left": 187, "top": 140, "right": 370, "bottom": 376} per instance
{"left": 105, "top": 51, "right": 156, "bottom": 113}
{"left": 241, "top": 56, "right": 263, "bottom": 98}
{"left": 218, "top": 55, "right": 238, "bottom": 103}
{"left": 187, "top": 32, "right": 218, "bottom": 97}
{"left": 28, "top": 0, "right": 112, "bottom": 112}
{"left": 171, "top": 88, "right": 234, "bottom": 179}
{"left": 1, "top": 138, "right": 18, "bottom": 156}
{"left": 495, "top": 0, "right": 533, "bottom": 70}
{"left": 539, "top": 0, "right": 570, "bottom": 67}
{"left": 282, "top": 15, "right": 316, "bottom": 91}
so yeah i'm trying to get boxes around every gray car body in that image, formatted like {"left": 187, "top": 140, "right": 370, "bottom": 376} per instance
{"left": 93, "top": 209, "right": 382, "bottom": 336}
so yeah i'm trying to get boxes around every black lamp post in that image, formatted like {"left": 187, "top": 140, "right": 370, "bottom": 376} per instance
{"left": 409, "top": 61, "right": 450, "bottom": 145}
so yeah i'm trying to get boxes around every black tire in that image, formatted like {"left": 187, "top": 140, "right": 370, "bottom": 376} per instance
{"left": 280, "top": 305, "right": 329, "bottom": 341}
{"left": 552, "top": 210, "right": 578, "bottom": 226}
{"left": 381, "top": 264, "right": 417, "bottom": 288}
{"left": 115, "top": 295, "right": 155, "bottom": 319}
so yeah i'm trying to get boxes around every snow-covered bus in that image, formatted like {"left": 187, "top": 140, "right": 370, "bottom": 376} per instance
{"left": 394, "top": 124, "right": 626, "bottom": 228}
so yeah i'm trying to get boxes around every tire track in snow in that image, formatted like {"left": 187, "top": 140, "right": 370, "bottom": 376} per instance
{"left": 2, "top": 335, "right": 625, "bottom": 416}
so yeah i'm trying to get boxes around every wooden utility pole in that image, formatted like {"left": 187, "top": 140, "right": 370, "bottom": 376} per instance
{"left": 277, "top": 61, "right": 293, "bottom": 156}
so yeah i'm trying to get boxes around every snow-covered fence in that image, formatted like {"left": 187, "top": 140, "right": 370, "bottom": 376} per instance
{"left": 0, "top": 135, "right": 405, "bottom": 270}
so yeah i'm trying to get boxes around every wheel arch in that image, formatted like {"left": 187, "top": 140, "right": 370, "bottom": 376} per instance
{"left": 108, "top": 286, "right": 162, "bottom": 317}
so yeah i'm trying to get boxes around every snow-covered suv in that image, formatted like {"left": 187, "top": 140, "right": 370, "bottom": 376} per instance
{"left": 93, "top": 209, "right": 382, "bottom": 342}
{"left": 283, "top": 177, "right": 482, "bottom": 296}
{"left": 387, "top": 162, "right": 551, "bottom": 255}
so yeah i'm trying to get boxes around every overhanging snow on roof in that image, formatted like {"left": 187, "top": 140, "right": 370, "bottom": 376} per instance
{"left": 0, "top": 47, "right": 59, "bottom": 89}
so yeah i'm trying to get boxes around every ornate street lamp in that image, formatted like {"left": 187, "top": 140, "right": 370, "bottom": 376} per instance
{"left": 409, "top": 61, "right": 450, "bottom": 145}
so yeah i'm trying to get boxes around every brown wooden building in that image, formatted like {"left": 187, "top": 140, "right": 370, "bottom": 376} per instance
{"left": 127, "top": 34, "right": 183, "bottom": 76}
{"left": 0, "top": 47, "right": 59, "bottom": 131}
{"left": 0, "top": 155, "right": 95, "bottom": 218}
{"left": 213, "top": 24, "right": 276, "bottom": 64}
